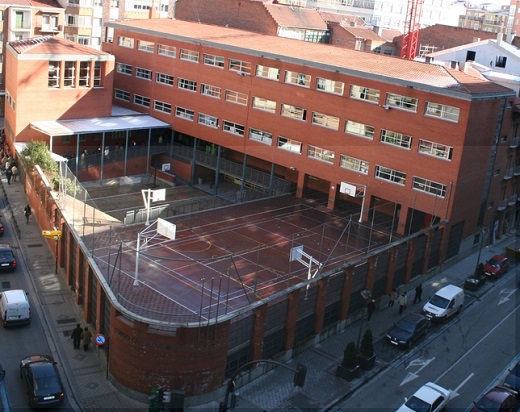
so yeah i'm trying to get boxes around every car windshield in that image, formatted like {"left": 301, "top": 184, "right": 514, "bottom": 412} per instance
{"left": 34, "top": 376, "right": 61, "bottom": 392}
{"left": 404, "top": 395, "right": 431, "bottom": 412}
{"left": 474, "top": 397, "right": 501, "bottom": 412}
{"left": 487, "top": 258, "right": 500, "bottom": 267}
{"left": 428, "top": 295, "right": 450, "bottom": 309}
{"left": 396, "top": 319, "right": 416, "bottom": 333}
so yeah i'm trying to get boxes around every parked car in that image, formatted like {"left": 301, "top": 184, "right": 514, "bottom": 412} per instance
{"left": 19, "top": 355, "right": 65, "bottom": 408}
{"left": 470, "top": 386, "right": 519, "bottom": 412}
{"left": 483, "top": 255, "right": 510, "bottom": 279}
{"left": 396, "top": 381, "right": 452, "bottom": 412}
{"left": 0, "top": 244, "right": 16, "bottom": 272}
{"left": 386, "top": 313, "right": 430, "bottom": 348}
{"left": 503, "top": 359, "right": 520, "bottom": 394}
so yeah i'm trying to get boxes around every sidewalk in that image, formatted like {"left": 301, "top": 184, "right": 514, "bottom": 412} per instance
{"left": 1, "top": 173, "right": 517, "bottom": 412}
{"left": 0, "top": 177, "right": 147, "bottom": 411}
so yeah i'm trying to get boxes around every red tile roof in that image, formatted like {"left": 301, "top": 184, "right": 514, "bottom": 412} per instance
{"left": 28, "top": 0, "right": 63, "bottom": 7}
{"left": 264, "top": 4, "right": 328, "bottom": 29}
{"left": 108, "top": 19, "right": 514, "bottom": 96}
{"left": 9, "top": 36, "right": 111, "bottom": 56}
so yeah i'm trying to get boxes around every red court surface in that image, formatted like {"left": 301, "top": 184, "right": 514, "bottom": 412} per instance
{"left": 84, "top": 195, "right": 384, "bottom": 325}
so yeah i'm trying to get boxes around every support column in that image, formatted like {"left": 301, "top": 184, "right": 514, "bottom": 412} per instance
{"left": 404, "top": 238, "right": 416, "bottom": 284}
{"left": 284, "top": 290, "right": 299, "bottom": 350}
{"left": 250, "top": 304, "right": 268, "bottom": 361}
{"left": 327, "top": 183, "right": 337, "bottom": 210}
{"left": 339, "top": 267, "right": 355, "bottom": 320}
{"left": 384, "top": 247, "right": 398, "bottom": 295}
{"left": 365, "top": 256, "right": 378, "bottom": 293}
{"left": 296, "top": 173, "right": 305, "bottom": 198}
{"left": 314, "top": 278, "right": 328, "bottom": 334}
{"left": 421, "top": 231, "right": 434, "bottom": 274}
{"left": 397, "top": 205, "right": 409, "bottom": 236}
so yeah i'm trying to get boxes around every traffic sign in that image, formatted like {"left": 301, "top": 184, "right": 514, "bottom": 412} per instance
{"left": 94, "top": 334, "right": 106, "bottom": 347}
{"left": 42, "top": 230, "right": 62, "bottom": 240}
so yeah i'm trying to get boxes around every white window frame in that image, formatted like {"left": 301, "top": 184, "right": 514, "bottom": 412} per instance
{"left": 413, "top": 176, "right": 446, "bottom": 197}
{"left": 350, "top": 85, "right": 380, "bottom": 103}
{"left": 308, "top": 145, "right": 335, "bottom": 164}
{"left": 380, "top": 129, "right": 412, "bottom": 149}
{"left": 198, "top": 113, "right": 218, "bottom": 128}
{"left": 200, "top": 84, "right": 221, "bottom": 99}
{"left": 340, "top": 154, "right": 369, "bottom": 174}
{"left": 277, "top": 136, "right": 302, "bottom": 154}
{"left": 203, "top": 54, "right": 225, "bottom": 68}
{"left": 312, "top": 112, "right": 340, "bottom": 130}
{"left": 154, "top": 100, "right": 171, "bottom": 114}
{"left": 285, "top": 71, "right": 311, "bottom": 88}
{"left": 375, "top": 165, "right": 406, "bottom": 185}
{"left": 48, "top": 61, "right": 60, "bottom": 88}
{"left": 316, "top": 77, "right": 344, "bottom": 95}
{"left": 137, "top": 40, "right": 155, "bottom": 53}
{"left": 229, "top": 59, "right": 251, "bottom": 75}
{"left": 386, "top": 93, "right": 418, "bottom": 112}
{"left": 175, "top": 107, "right": 194, "bottom": 121}
{"left": 249, "top": 128, "right": 272, "bottom": 145}
{"left": 418, "top": 139, "right": 453, "bottom": 160}
{"left": 425, "top": 102, "right": 460, "bottom": 122}
{"left": 226, "top": 90, "right": 248, "bottom": 106}
{"left": 345, "top": 120, "right": 375, "bottom": 139}
{"left": 116, "top": 63, "right": 132, "bottom": 75}
{"left": 63, "top": 61, "right": 75, "bottom": 87}
{"left": 136, "top": 67, "right": 152, "bottom": 80}
{"left": 180, "top": 48, "right": 199, "bottom": 63}
{"left": 158, "top": 44, "right": 176, "bottom": 58}
{"left": 178, "top": 78, "right": 197, "bottom": 92}
{"left": 223, "top": 121, "right": 245, "bottom": 136}
{"left": 114, "top": 89, "right": 130, "bottom": 102}
{"left": 118, "top": 36, "right": 134, "bottom": 48}
{"left": 252, "top": 97, "right": 276, "bottom": 113}
{"left": 134, "top": 94, "right": 150, "bottom": 108}
{"left": 256, "top": 65, "right": 280, "bottom": 81}
{"left": 79, "top": 61, "right": 90, "bottom": 87}
{"left": 156, "top": 72, "right": 174, "bottom": 86}
{"left": 281, "top": 104, "right": 306, "bottom": 121}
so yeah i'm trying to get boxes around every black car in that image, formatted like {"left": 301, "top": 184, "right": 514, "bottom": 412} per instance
{"left": 503, "top": 359, "right": 520, "bottom": 394}
{"left": 386, "top": 312, "right": 430, "bottom": 348}
{"left": 20, "top": 355, "right": 65, "bottom": 408}
{"left": 0, "top": 244, "right": 16, "bottom": 271}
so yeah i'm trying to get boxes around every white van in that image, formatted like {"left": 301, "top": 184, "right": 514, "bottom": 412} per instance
{"left": 422, "top": 284, "right": 464, "bottom": 322}
{"left": 0, "top": 289, "right": 31, "bottom": 327}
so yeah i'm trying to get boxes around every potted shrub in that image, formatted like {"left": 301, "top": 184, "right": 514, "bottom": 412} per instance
{"left": 336, "top": 341, "right": 360, "bottom": 381}
{"left": 464, "top": 262, "right": 486, "bottom": 291}
{"left": 357, "top": 329, "right": 376, "bottom": 370}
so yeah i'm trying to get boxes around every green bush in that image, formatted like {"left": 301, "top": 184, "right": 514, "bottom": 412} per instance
{"left": 20, "top": 140, "right": 58, "bottom": 173}
{"left": 360, "top": 329, "right": 374, "bottom": 358}
{"left": 341, "top": 341, "right": 357, "bottom": 369}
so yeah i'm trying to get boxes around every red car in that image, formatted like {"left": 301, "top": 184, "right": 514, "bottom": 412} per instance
{"left": 470, "top": 386, "right": 519, "bottom": 412}
{"left": 483, "top": 255, "right": 510, "bottom": 279}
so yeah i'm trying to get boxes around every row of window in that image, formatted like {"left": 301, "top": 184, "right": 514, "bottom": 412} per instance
{"left": 48, "top": 61, "right": 103, "bottom": 88}
{"left": 115, "top": 38, "right": 461, "bottom": 123}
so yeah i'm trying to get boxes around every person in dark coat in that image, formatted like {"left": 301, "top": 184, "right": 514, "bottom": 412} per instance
{"left": 413, "top": 284, "right": 423, "bottom": 304}
{"left": 24, "top": 204, "right": 31, "bottom": 224}
{"left": 367, "top": 299, "right": 376, "bottom": 321}
{"left": 81, "top": 327, "right": 93, "bottom": 352}
{"left": 5, "top": 167, "right": 12, "bottom": 185}
{"left": 71, "top": 323, "right": 82, "bottom": 349}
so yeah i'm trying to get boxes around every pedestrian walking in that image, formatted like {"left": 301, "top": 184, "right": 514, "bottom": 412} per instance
{"left": 398, "top": 292, "right": 407, "bottom": 314}
{"left": 413, "top": 284, "right": 423, "bottom": 304}
{"left": 388, "top": 288, "right": 397, "bottom": 307}
{"left": 81, "top": 326, "right": 93, "bottom": 352}
{"left": 367, "top": 299, "right": 376, "bottom": 321}
{"left": 71, "top": 323, "right": 82, "bottom": 349}
{"left": 10, "top": 165, "right": 18, "bottom": 182}
{"left": 5, "top": 167, "right": 12, "bottom": 185}
{"left": 23, "top": 204, "right": 31, "bottom": 224}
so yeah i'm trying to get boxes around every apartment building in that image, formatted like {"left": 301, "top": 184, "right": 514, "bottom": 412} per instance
{"left": 0, "top": 1, "right": 65, "bottom": 114}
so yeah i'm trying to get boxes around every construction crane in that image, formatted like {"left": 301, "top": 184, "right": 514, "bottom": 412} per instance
{"left": 400, "top": 0, "right": 425, "bottom": 60}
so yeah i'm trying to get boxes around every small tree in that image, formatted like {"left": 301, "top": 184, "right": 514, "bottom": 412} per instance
{"left": 360, "top": 329, "right": 374, "bottom": 358}
{"left": 341, "top": 341, "right": 357, "bottom": 369}
{"left": 20, "top": 140, "right": 58, "bottom": 173}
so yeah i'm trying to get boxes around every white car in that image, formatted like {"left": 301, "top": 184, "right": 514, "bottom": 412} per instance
{"left": 397, "top": 382, "right": 451, "bottom": 412}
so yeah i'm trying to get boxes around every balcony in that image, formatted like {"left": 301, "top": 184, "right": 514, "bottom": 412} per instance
{"left": 510, "top": 136, "right": 520, "bottom": 149}
{"left": 503, "top": 168, "right": 514, "bottom": 180}
{"left": 497, "top": 199, "right": 507, "bottom": 211}
{"left": 38, "top": 25, "right": 62, "bottom": 34}
{"left": 508, "top": 194, "right": 517, "bottom": 206}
